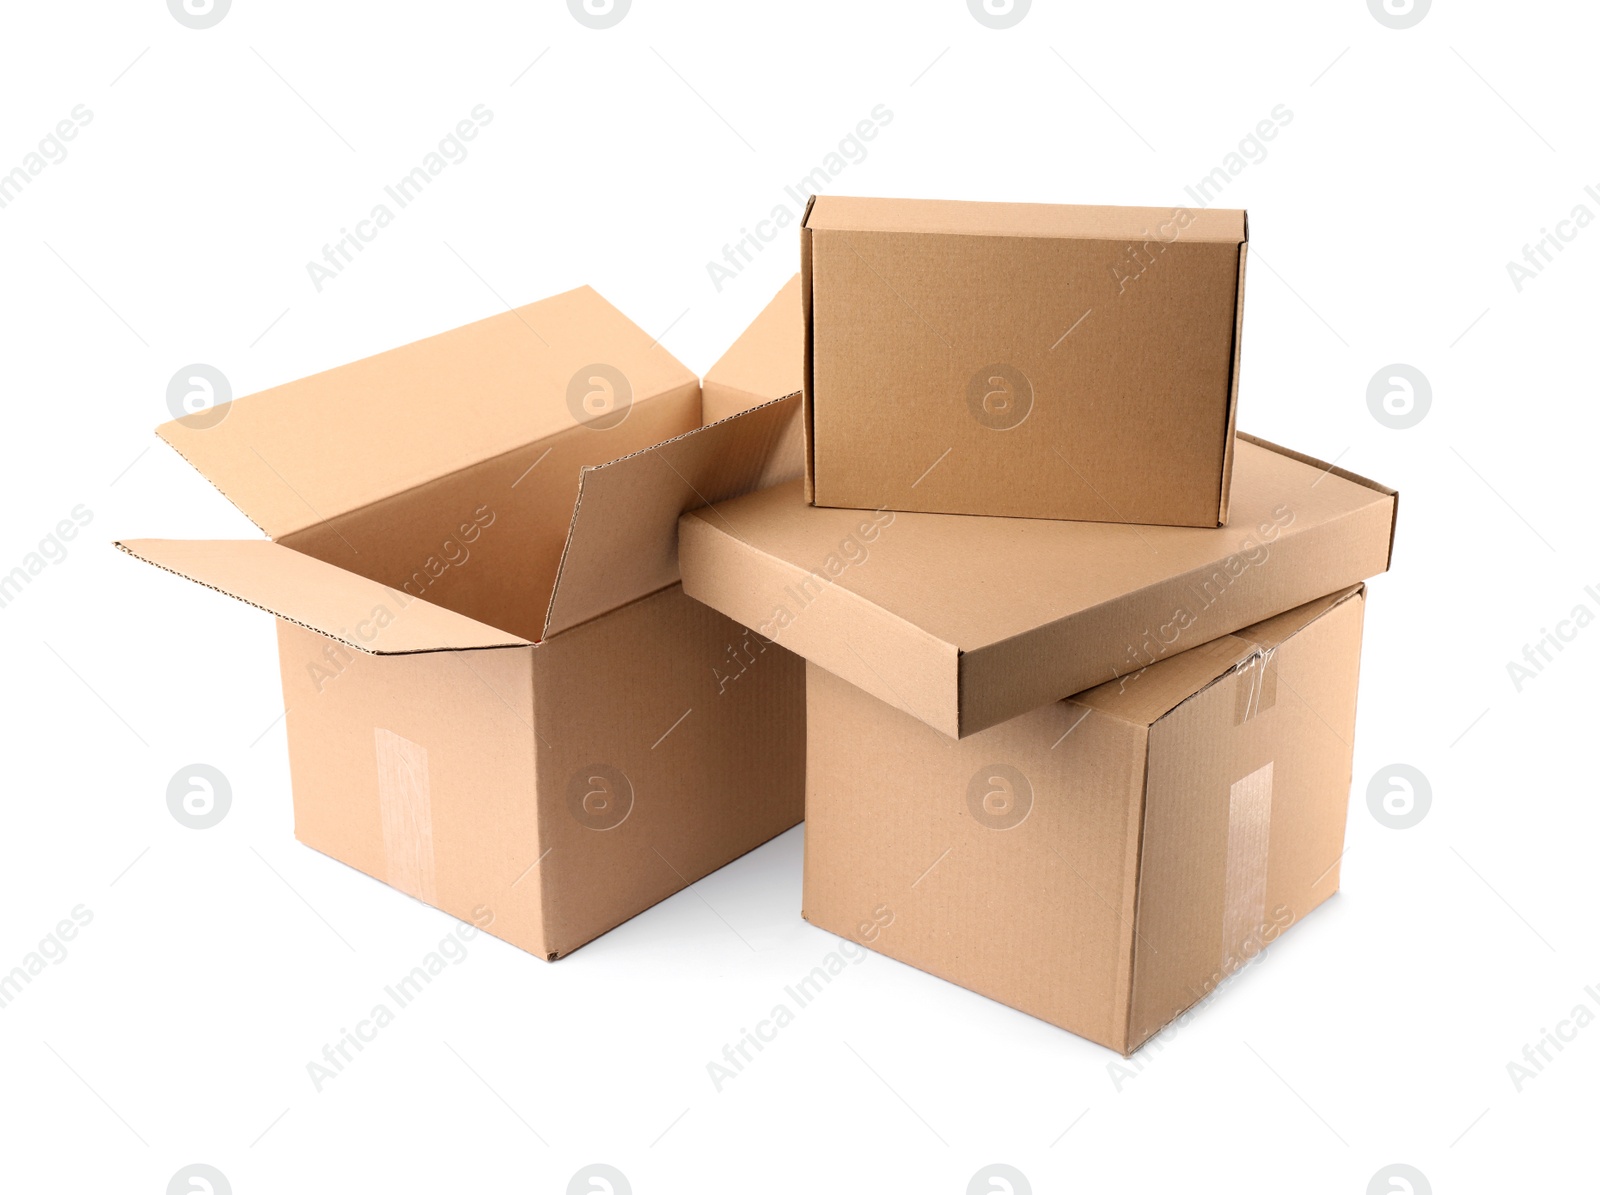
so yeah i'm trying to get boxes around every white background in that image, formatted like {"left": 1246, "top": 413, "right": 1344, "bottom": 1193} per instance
{"left": 1, "top": 1, "right": 1594, "bottom": 1192}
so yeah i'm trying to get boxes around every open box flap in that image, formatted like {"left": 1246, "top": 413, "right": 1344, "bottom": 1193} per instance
{"left": 701, "top": 275, "right": 802, "bottom": 419}
{"left": 542, "top": 395, "right": 803, "bottom": 639}
{"left": 155, "top": 286, "right": 698, "bottom": 539}
{"left": 117, "top": 539, "right": 530, "bottom": 654}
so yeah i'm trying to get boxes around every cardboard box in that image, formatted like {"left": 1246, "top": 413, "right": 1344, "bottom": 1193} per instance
{"left": 680, "top": 433, "right": 1396, "bottom": 739}
{"left": 803, "top": 585, "right": 1368, "bottom": 1054}
{"left": 702, "top": 274, "right": 802, "bottom": 422}
{"left": 118, "top": 287, "right": 807, "bottom": 960}
{"left": 801, "top": 196, "right": 1248, "bottom": 525}
{"left": 701, "top": 274, "right": 806, "bottom": 490}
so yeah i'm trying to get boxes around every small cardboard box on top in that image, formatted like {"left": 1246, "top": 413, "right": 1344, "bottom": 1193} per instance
{"left": 804, "top": 585, "right": 1370, "bottom": 1054}
{"left": 119, "top": 286, "right": 807, "bottom": 960}
{"left": 801, "top": 196, "right": 1248, "bottom": 526}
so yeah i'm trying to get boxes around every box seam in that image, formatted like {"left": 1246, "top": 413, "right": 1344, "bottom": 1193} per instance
{"left": 1143, "top": 585, "right": 1365, "bottom": 729}
{"left": 1216, "top": 238, "right": 1249, "bottom": 525}
{"left": 1119, "top": 731, "right": 1155, "bottom": 1056}
{"left": 801, "top": 207, "right": 818, "bottom": 503}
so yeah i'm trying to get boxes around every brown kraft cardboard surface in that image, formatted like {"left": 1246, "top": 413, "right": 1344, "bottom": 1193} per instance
{"left": 803, "top": 585, "right": 1368, "bottom": 1054}
{"left": 802, "top": 196, "right": 1248, "bottom": 525}
{"left": 119, "top": 286, "right": 808, "bottom": 959}
{"left": 680, "top": 433, "right": 1395, "bottom": 738}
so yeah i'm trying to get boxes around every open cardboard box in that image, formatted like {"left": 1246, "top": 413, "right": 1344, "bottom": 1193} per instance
{"left": 702, "top": 274, "right": 802, "bottom": 423}
{"left": 804, "top": 585, "right": 1369, "bottom": 1054}
{"left": 120, "top": 287, "right": 808, "bottom": 959}
{"left": 801, "top": 196, "right": 1249, "bottom": 526}
{"left": 700, "top": 274, "right": 806, "bottom": 493}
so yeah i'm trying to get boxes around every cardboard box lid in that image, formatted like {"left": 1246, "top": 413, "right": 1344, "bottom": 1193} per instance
{"left": 701, "top": 274, "right": 803, "bottom": 414}
{"left": 156, "top": 286, "right": 697, "bottom": 539}
{"left": 116, "top": 538, "right": 529, "bottom": 654}
{"left": 804, "top": 196, "right": 1246, "bottom": 244}
{"left": 679, "top": 434, "right": 1396, "bottom": 738}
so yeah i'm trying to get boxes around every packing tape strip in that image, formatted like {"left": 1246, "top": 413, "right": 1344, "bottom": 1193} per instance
{"left": 374, "top": 727, "right": 438, "bottom": 905}
{"left": 1234, "top": 647, "right": 1279, "bottom": 725}
{"left": 1220, "top": 760, "right": 1273, "bottom": 976}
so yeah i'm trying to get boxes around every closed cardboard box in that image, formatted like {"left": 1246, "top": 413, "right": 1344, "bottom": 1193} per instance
{"left": 680, "top": 434, "right": 1396, "bottom": 739}
{"left": 804, "top": 586, "right": 1368, "bottom": 1054}
{"left": 120, "top": 287, "right": 806, "bottom": 960}
{"left": 802, "top": 196, "right": 1248, "bottom": 525}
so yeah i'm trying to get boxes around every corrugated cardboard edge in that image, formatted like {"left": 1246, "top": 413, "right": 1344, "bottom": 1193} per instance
{"left": 1116, "top": 584, "right": 1366, "bottom": 1055}
{"left": 1236, "top": 432, "right": 1400, "bottom": 569}
{"left": 953, "top": 426, "right": 1394, "bottom": 737}
{"left": 702, "top": 381, "right": 789, "bottom": 422}
{"left": 800, "top": 193, "right": 819, "bottom": 504}
{"left": 541, "top": 394, "right": 800, "bottom": 640}
{"left": 114, "top": 540, "right": 532, "bottom": 657}
{"left": 154, "top": 425, "right": 273, "bottom": 538}
{"left": 1216, "top": 218, "right": 1249, "bottom": 526}
{"left": 1112, "top": 731, "right": 1155, "bottom": 1055}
